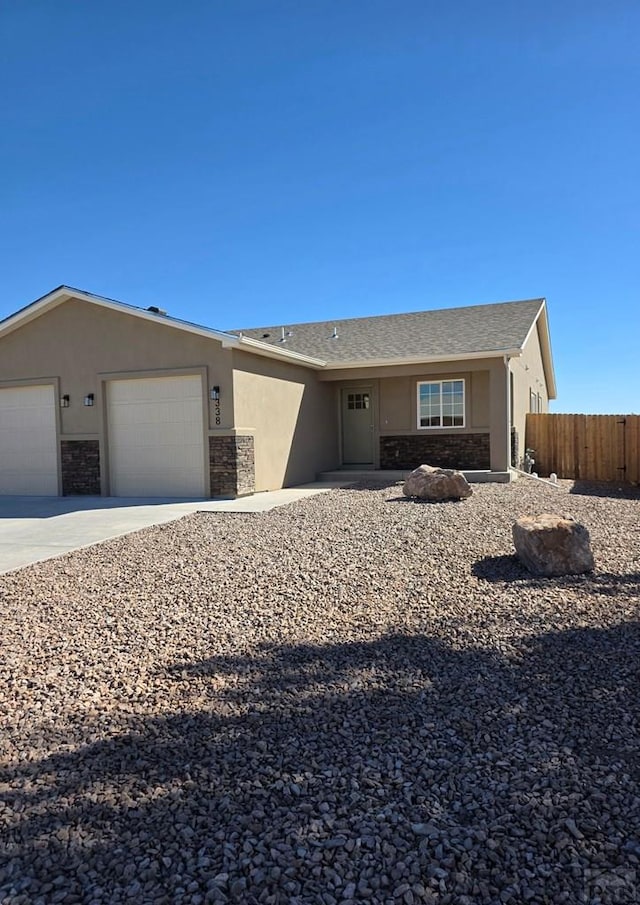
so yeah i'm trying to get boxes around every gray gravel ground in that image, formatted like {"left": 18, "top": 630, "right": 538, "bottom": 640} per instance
{"left": 1, "top": 478, "right": 639, "bottom": 905}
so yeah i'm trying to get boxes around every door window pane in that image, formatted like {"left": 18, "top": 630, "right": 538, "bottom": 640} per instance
{"left": 347, "top": 392, "right": 370, "bottom": 411}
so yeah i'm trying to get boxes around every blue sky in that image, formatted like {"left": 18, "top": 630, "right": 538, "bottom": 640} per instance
{"left": 1, "top": 1, "right": 638, "bottom": 412}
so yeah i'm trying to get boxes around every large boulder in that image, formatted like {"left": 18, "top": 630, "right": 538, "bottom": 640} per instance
{"left": 512, "top": 513, "right": 594, "bottom": 577}
{"left": 403, "top": 464, "right": 473, "bottom": 502}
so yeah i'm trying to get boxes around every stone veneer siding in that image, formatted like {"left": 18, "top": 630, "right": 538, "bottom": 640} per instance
{"left": 511, "top": 427, "right": 519, "bottom": 469}
{"left": 380, "top": 433, "right": 491, "bottom": 471}
{"left": 61, "top": 439, "right": 101, "bottom": 495}
{"left": 209, "top": 435, "right": 255, "bottom": 497}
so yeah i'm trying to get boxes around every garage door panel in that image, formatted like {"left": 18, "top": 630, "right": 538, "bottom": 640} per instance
{"left": 112, "top": 399, "right": 201, "bottom": 422}
{"left": 110, "top": 442, "right": 204, "bottom": 468}
{"left": 116, "top": 422, "right": 167, "bottom": 447}
{"left": 2, "top": 406, "right": 55, "bottom": 431}
{"left": 0, "top": 470, "right": 56, "bottom": 496}
{"left": 113, "top": 439, "right": 203, "bottom": 464}
{"left": 110, "top": 381, "right": 203, "bottom": 404}
{"left": 113, "top": 469, "right": 203, "bottom": 498}
{"left": 3, "top": 447, "right": 53, "bottom": 470}
{"left": 0, "top": 385, "right": 58, "bottom": 496}
{"left": 112, "top": 418, "right": 203, "bottom": 448}
{"left": 108, "top": 376, "right": 206, "bottom": 497}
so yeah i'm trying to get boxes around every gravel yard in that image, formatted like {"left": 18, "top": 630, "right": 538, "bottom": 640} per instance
{"left": 1, "top": 478, "right": 639, "bottom": 905}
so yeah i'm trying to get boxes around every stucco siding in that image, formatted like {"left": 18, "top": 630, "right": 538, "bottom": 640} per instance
{"left": 470, "top": 371, "right": 490, "bottom": 429}
{"left": 378, "top": 369, "right": 490, "bottom": 434}
{"left": 379, "top": 377, "right": 412, "bottom": 431}
{"left": 332, "top": 360, "right": 507, "bottom": 471}
{"left": 0, "top": 294, "right": 546, "bottom": 490}
{"left": 232, "top": 350, "right": 337, "bottom": 490}
{"left": 511, "top": 322, "right": 548, "bottom": 465}
{"left": 0, "top": 298, "right": 237, "bottom": 495}
{"left": 0, "top": 298, "right": 234, "bottom": 435}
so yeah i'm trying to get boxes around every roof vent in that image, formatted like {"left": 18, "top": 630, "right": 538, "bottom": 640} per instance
{"left": 262, "top": 332, "right": 271, "bottom": 339}
{"left": 147, "top": 305, "right": 167, "bottom": 315}
{"left": 331, "top": 326, "right": 338, "bottom": 338}
{"left": 279, "top": 327, "right": 286, "bottom": 342}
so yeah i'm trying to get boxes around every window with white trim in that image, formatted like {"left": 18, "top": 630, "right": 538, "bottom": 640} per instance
{"left": 417, "top": 379, "right": 465, "bottom": 428}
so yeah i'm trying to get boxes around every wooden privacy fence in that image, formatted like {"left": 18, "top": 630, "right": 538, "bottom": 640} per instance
{"left": 526, "top": 413, "right": 640, "bottom": 484}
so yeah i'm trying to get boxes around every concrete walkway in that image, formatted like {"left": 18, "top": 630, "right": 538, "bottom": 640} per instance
{"left": 0, "top": 482, "right": 348, "bottom": 574}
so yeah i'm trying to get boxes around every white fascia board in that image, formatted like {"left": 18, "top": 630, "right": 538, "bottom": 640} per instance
{"left": 521, "top": 299, "right": 558, "bottom": 399}
{"left": 0, "top": 286, "right": 327, "bottom": 368}
{"left": 231, "top": 335, "right": 326, "bottom": 368}
{"left": 66, "top": 290, "right": 239, "bottom": 345}
{"left": 520, "top": 299, "right": 546, "bottom": 350}
{"left": 322, "top": 348, "right": 523, "bottom": 370}
{"left": 0, "top": 286, "right": 241, "bottom": 347}
{"left": 0, "top": 287, "right": 72, "bottom": 338}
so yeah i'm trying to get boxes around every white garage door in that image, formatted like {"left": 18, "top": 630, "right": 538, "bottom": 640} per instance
{"left": 0, "top": 385, "right": 58, "bottom": 495}
{"left": 108, "top": 375, "right": 206, "bottom": 497}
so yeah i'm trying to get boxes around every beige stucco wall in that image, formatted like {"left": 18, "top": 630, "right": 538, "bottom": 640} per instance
{"left": 0, "top": 297, "right": 546, "bottom": 487}
{"left": 232, "top": 350, "right": 337, "bottom": 491}
{"left": 510, "top": 322, "right": 549, "bottom": 465}
{"left": 0, "top": 299, "right": 235, "bottom": 437}
{"left": 378, "top": 369, "right": 490, "bottom": 433}
{"left": 0, "top": 298, "right": 237, "bottom": 495}
{"left": 322, "top": 358, "right": 509, "bottom": 471}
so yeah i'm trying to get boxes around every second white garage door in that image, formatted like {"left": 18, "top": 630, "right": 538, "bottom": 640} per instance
{"left": 107, "top": 375, "right": 207, "bottom": 497}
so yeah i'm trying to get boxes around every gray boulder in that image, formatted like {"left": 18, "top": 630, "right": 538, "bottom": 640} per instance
{"left": 403, "top": 464, "right": 473, "bottom": 501}
{"left": 512, "top": 513, "right": 594, "bottom": 577}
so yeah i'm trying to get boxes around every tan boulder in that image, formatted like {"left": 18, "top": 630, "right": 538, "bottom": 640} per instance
{"left": 512, "top": 513, "right": 594, "bottom": 577}
{"left": 403, "top": 464, "right": 473, "bottom": 502}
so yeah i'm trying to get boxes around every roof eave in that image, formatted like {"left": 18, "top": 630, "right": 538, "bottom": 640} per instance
{"left": 322, "top": 348, "right": 524, "bottom": 370}
{"left": 0, "top": 286, "right": 242, "bottom": 346}
{"left": 521, "top": 299, "right": 557, "bottom": 399}
{"left": 228, "top": 335, "right": 327, "bottom": 368}
{"left": 0, "top": 286, "right": 73, "bottom": 337}
{"left": 0, "top": 287, "right": 327, "bottom": 368}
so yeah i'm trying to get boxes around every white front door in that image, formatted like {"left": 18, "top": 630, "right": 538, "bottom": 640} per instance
{"left": 0, "top": 385, "right": 58, "bottom": 495}
{"left": 107, "top": 375, "right": 206, "bottom": 497}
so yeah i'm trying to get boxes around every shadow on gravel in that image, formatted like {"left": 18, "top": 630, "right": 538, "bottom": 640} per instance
{"left": 385, "top": 496, "right": 467, "bottom": 504}
{"left": 471, "top": 554, "right": 528, "bottom": 581}
{"left": 344, "top": 481, "right": 403, "bottom": 491}
{"left": 2, "top": 626, "right": 640, "bottom": 903}
{"left": 473, "top": 556, "right": 640, "bottom": 595}
{"left": 569, "top": 481, "right": 640, "bottom": 500}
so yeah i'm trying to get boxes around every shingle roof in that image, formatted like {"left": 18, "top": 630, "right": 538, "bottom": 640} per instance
{"left": 233, "top": 298, "right": 545, "bottom": 364}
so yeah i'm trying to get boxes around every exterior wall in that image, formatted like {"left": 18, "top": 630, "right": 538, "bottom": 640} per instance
{"left": 209, "top": 434, "right": 255, "bottom": 497}
{"left": 511, "top": 322, "right": 549, "bottom": 467}
{"left": 0, "top": 296, "right": 549, "bottom": 492}
{"left": 322, "top": 359, "right": 508, "bottom": 471}
{"left": 61, "top": 439, "right": 101, "bottom": 495}
{"left": 0, "top": 298, "right": 234, "bottom": 495}
{"left": 380, "top": 434, "right": 490, "bottom": 470}
{"left": 231, "top": 350, "right": 337, "bottom": 491}
{"left": 378, "top": 369, "right": 490, "bottom": 433}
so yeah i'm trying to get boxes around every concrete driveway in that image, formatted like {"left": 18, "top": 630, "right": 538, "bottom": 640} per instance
{"left": 0, "top": 483, "right": 348, "bottom": 574}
